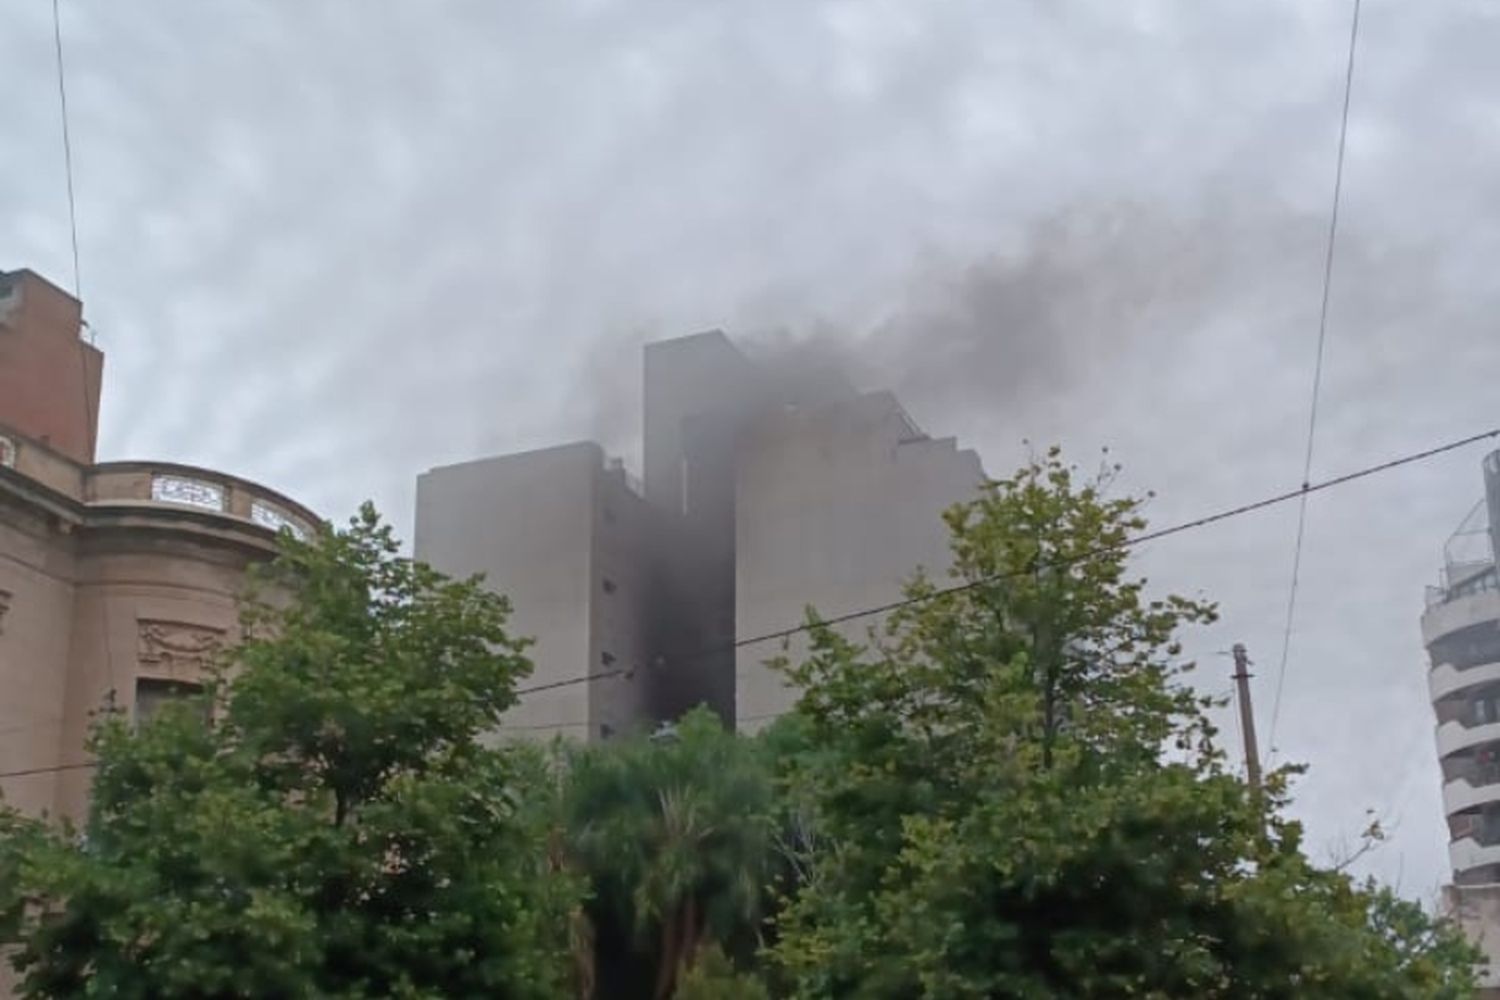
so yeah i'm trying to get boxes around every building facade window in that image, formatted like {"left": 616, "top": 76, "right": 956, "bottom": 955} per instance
{"left": 1476, "top": 747, "right": 1500, "bottom": 786}
{"left": 601, "top": 651, "right": 617, "bottom": 666}
{"left": 134, "top": 677, "right": 206, "bottom": 726}
{"left": 602, "top": 577, "right": 617, "bottom": 594}
{"left": 151, "top": 474, "right": 225, "bottom": 511}
{"left": 250, "top": 499, "right": 309, "bottom": 540}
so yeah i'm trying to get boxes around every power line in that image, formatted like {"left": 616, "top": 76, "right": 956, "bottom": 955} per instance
{"left": 52, "top": 0, "right": 114, "bottom": 706}
{"left": 514, "top": 667, "right": 631, "bottom": 697}
{"left": 4, "top": 423, "right": 1496, "bottom": 785}
{"left": 464, "top": 424, "right": 1500, "bottom": 732}
{"left": 730, "top": 425, "right": 1499, "bottom": 654}
{"left": 1269, "top": 0, "right": 1363, "bottom": 759}
{"left": 51, "top": 0, "right": 82, "bottom": 302}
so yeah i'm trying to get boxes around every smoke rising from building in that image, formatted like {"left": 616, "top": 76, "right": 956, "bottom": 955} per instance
{"left": 584, "top": 196, "right": 1463, "bottom": 470}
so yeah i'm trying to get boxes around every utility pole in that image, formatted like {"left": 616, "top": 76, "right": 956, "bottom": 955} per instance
{"left": 1231, "top": 643, "right": 1263, "bottom": 795}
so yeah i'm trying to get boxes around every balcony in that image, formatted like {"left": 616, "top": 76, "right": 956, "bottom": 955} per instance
{"left": 1451, "top": 836, "right": 1500, "bottom": 874}
{"left": 1437, "top": 719, "right": 1500, "bottom": 759}
{"left": 1445, "top": 776, "right": 1500, "bottom": 816}
{"left": 1423, "top": 590, "right": 1500, "bottom": 647}
{"left": 1432, "top": 660, "right": 1500, "bottom": 702}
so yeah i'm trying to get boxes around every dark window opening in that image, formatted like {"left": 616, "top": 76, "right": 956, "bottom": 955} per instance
{"left": 1478, "top": 694, "right": 1500, "bottom": 726}
{"left": 1431, "top": 623, "right": 1500, "bottom": 671}
{"left": 134, "top": 678, "right": 206, "bottom": 726}
{"left": 601, "top": 651, "right": 616, "bottom": 666}
{"left": 602, "top": 578, "right": 617, "bottom": 594}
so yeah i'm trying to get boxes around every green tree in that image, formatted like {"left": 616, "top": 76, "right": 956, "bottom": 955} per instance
{"left": 561, "top": 709, "right": 774, "bottom": 999}
{"left": 0, "top": 505, "right": 577, "bottom": 999}
{"left": 674, "top": 945, "right": 770, "bottom": 1000}
{"left": 769, "top": 450, "right": 1481, "bottom": 998}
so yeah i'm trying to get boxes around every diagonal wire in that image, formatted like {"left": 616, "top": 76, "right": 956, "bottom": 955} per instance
{"left": 5, "top": 423, "right": 1498, "bottom": 780}
{"left": 1267, "top": 0, "right": 1362, "bottom": 761}
{"left": 52, "top": 0, "right": 82, "bottom": 302}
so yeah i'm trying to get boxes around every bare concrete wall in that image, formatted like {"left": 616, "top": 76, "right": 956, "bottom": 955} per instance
{"left": 589, "top": 469, "right": 654, "bottom": 738}
{"left": 639, "top": 334, "right": 762, "bottom": 723}
{"left": 411, "top": 333, "right": 984, "bottom": 738}
{"left": 1443, "top": 883, "right": 1500, "bottom": 995}
{"left": 734, "top": 392, "right": 983, "bottom": 730}
{"left": 416, "top": 443, "right": 644, "bottom": 740}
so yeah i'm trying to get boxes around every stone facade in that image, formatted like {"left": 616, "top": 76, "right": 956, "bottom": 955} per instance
{"left": 0, "top": 269, "right": 318, "bottom": 823}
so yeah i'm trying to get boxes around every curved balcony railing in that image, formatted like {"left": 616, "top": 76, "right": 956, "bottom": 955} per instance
{"left": 1432, "top": 660, "right": 1500, "bottom": 702}
{"left": 1423, "top": 590, "right": 1500, "bottom": 647}
{"left": 1444, "top": 776, "right": 1500, "bottom": 816}
{"left": 85, "top": 462, "right": 318, "bottom": 540}
{"left": 1438, "top": 719, "right": 1500, "bottom": 759}
{"left": 1451, "top": 836, "right": 1500, "bottom": 874}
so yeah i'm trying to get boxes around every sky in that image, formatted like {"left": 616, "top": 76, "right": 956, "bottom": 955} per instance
{"left": 3, "top": 0, "right": 1499, "bottom": 901}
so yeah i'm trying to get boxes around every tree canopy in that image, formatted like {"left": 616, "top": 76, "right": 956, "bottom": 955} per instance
{"left": 0, "top": 505, "right": 577, "bottom": 999}
{"left": 766, "top": 450, "right": 1480, "bottom": 998}
{"left": 560, "top": 708, "right": 775, "bottom": 998}
{"left": 0, "top": 458, "right": 1482, "bottom": 998}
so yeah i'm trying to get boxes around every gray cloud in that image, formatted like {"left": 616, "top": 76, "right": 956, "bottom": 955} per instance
{"left": 4, "top": 0, "right": 1499, "bottom": 901}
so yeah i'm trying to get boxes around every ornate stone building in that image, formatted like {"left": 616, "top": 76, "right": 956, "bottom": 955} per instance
{"left": 0, "top": 268, "right": 318, "bottom": 821}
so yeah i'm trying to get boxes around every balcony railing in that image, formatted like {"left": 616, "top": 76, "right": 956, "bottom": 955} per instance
{"left": 1451, "top": 836, "right": 1500, "bottom": 874}
{"left": 86, "top": 463, "right": 317, "bottom": 540}
{"left": 1438, "top": 719, "right": 1500, "bottom": 759}
{"left": 1444, "top": 773, "right": 1500, "bottom": 815}
{"left": 1423, "top": 590, "right": 1500, "bottom": 647}
{"left": 1432, "top": 660, "right": 1500, "bottom": 702}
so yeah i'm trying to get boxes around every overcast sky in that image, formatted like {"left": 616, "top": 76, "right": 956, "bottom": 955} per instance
{"left": 4, "top": 0, "right": 1499, "bottom": 901}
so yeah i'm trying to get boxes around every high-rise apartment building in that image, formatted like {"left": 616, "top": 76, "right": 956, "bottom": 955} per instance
{"left": 1423, "top": 449, "right": 1500, "bottom": 996}
{"left": 0, "top": 268, "right": 318, "bottom": 822}
{"left": 415, "top": 331, "right": 983, "bottom": 738}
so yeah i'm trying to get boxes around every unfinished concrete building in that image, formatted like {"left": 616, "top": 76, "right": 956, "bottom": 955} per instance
{"left": 415, "top": 331, "right": 983, "bottom": 738}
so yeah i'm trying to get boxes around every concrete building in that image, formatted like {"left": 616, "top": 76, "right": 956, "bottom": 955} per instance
{"left": 1423, "top": 449, "right": 1500, "bottom": 996}
{"left": 734, "top": 390, "right": 985, "bottom": 727}
{"left": 414, "top": 442, "right": 653, "bottom": 741}
{"left": 0, "top": 268, "right": 318, "bottom": 822}
{"left": 415, "top": 331, "right": 982, "bottom": 738}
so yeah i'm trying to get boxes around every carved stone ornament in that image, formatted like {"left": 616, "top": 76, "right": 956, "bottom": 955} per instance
{"left": 137, "top": 620, "right": 224, "bottom": 678}
{"left": 0, "top": 590, "right": 11, "bottom": 635}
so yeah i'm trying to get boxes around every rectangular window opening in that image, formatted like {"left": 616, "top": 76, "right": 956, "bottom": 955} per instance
{"left": 134, "top": 678, "right": 206, "bottom": 726}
